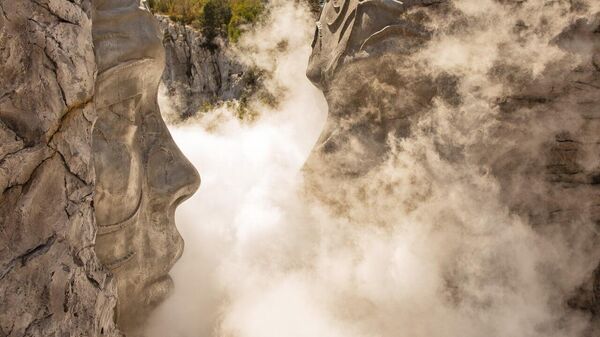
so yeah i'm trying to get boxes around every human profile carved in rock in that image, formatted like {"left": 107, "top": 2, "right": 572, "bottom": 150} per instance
{"left": 92, "top": 0, "right": 200, "bottom": 334}
{"left": 304, "top": 0, "right": 443, "bottom": 198}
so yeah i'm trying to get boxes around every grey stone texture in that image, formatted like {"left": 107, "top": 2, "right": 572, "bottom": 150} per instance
{"left": 157, "top": 15, "right": 252, "bottom": 119}
{"left": 0, "top": 0, "right": 199, "bottom": 336}
{"left": 0, "top": 0, "right": 120, "bottom": 336}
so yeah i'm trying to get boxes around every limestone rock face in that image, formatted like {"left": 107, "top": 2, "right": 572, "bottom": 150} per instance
{"left": 157, "top": 15, "right": 251, "bottom": 118}
{"left": 305, "top": 0, "right": 600, "bottom": 328}
{"left": 0, "top": 0, "right": 120, "bottom": 336}
{"left": 0, "top": 1, "right": 200, "bottom": 336}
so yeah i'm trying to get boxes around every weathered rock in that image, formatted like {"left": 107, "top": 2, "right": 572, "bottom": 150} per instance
{"left": 156, "top": 15, "right": 253, "bottom": 119}
{"left": 1, "top": 1, "right": 201, "bottom": 336}
{"left": 92, "top": 2, "right": 200, "bottom": 335}
{"left": 0, "top": 0, "right": 120, "bottom": 336}
{"left": 305, "top": 0, "right": 600, "bottom": 329}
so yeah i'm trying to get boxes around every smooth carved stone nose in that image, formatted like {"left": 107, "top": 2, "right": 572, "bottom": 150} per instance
{"left": 147, "top": 139, "right": 201, "bottom": 206}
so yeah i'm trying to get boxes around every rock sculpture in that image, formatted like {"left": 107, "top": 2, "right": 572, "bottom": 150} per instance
{"left": 0, "top": 0, "right": 199, "bottom": 335}
{"left": 306, "top": 0, "right": 600, "bottom": 325}
{"left": 305, "top": 0, "right": 453, "bottom": 207}
{"left": 307, "top": 0, "right": 442, "bottom": 88}
{"left": 93, "top": 0, "right": 200, "bottom": 334}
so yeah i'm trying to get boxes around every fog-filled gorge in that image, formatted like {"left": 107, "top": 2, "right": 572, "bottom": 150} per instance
{"left": 151, "top": 1, "right": 600, "bottom": 336}
{"left": 2, "top": 0, "right": 600, "bottom": 336}
{"left": 149, "top": 3, "right": 329, "bottom": 335}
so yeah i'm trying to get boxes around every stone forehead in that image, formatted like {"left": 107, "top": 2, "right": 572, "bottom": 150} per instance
{"left": 92, "top": 1, "right": 163, "bottom": 75}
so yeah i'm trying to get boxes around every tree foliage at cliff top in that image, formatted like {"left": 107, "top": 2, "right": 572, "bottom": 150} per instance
{"left": 148, "top": 0, "right": 264, "bottom": 42}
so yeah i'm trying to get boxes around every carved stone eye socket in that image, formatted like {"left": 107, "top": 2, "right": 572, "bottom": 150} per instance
{"left": 103, "top": 95, "right": 142, "bottom": 126}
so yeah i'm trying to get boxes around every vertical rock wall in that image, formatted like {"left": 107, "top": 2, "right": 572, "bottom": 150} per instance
{"left": 0, "top": 1, "right": 120, "bottom": 336}
{"left": 157, "top": 15, "right": 251, "bottom": 118}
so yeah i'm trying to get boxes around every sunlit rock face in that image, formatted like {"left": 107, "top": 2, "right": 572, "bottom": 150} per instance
{"left": 157, "top": 15, "right": 251, "bottom": 119}
{"left": 92, "top": 0, "right": 200, "bottom": 334}
{"left": 305, "top": 0, "right": 600, "bottom": 326}
{"left": 0, "top": 0, "right": 199, "bottom": 335}
{"left": 0, "top": 0, "right": 120, "bottom": 336}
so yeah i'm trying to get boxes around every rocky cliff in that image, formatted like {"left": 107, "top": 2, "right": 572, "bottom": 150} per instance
{"left": 0, "top": 1, "right": 120, "bottom": 336}
{"left": 157, "top": 15, "right": 255, "bottom": 119}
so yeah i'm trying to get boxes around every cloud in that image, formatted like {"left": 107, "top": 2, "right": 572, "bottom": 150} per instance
{"left": 147, "top": 1, "right": 600, "bottom": 337}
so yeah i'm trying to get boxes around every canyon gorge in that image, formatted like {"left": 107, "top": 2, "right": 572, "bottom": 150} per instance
{"left": 2, "top": 0, "right": 600, "bottom": 337}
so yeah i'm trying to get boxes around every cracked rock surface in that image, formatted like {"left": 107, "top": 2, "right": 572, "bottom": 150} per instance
{"left": 157, "top": 15, "right": 252, "bottom": 119}
{"left": 0, "top": 0, "right": 120, "bottom": 336}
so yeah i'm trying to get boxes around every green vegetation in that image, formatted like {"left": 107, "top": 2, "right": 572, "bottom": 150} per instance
{"left": 147, "top": 0, "right": 264, "bottom": 43}
{"left": 227, "top": 0, "right": 263, "bottom": 42}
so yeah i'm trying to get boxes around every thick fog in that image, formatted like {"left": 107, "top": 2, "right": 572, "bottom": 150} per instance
{"left": 148, "top": 1, "right": 600, "bottom": 336}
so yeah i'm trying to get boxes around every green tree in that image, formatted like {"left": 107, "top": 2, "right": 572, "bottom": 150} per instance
{"left": 201, "top": 0, "right": 232, "bottom": 42}
{"left": 227, "top": 0, "right": 263, "bottom": 42}
{"left": 147, "top": 0, "right": 267, "bottom": 44}
{"left": 174, "top": 0, "right": 204, "bottom": 24}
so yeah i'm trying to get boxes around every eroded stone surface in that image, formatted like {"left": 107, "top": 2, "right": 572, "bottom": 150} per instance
{"left": 1, "top": 1, "right": 201, "bottom": 335}
{"left": 0, "top": 0, "right": 120, "bottom": 336}
{"left": 157, "top": 15, "right": 252, "bottom": 119}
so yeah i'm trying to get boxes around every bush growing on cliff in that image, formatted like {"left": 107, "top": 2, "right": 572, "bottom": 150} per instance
{"left": 148, "top": 0, "right": 264, "bottom": 43}
{"left": 148, "top": 0, "right": 203, "bottom": 24}
{"left": 228, "top": 0, "right": 264, "bottom": 42}
{"left": 200, "top": 0, "right": 233, "bottom": 42}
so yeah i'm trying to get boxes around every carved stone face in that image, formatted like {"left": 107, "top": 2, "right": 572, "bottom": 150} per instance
{"left": 304, "top": 0, "right": 446, "bottom": 207}
{"left": 305, "top": 0, "right": 600, "bottom": 317}
{"left": 307, "top": 0, "right": 438, "bottom": 89}
{"left": 92, "top": 0, "right": 200, "bottom": 333}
